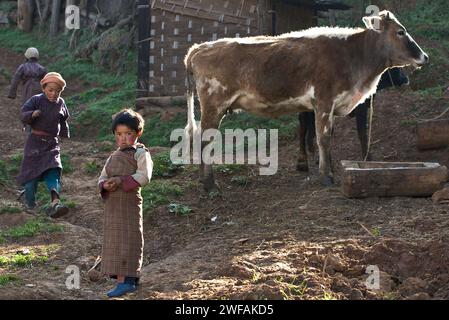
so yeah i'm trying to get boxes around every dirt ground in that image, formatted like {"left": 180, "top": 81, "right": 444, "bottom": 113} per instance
{"left": 1, "top": 46, "right": 449, "bottom": 300}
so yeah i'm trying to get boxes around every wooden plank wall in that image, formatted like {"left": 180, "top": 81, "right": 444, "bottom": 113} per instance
{"left": 147, "top": 0, "right": 259, "bottom": 97}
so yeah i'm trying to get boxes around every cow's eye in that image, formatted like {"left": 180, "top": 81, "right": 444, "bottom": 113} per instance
{"left": 397, "top": 30, "right": 405, "bottom": 36}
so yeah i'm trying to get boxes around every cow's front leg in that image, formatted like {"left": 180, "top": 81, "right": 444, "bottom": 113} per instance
{"left": 315, "top": 109, "right": 334, "bottom": 186}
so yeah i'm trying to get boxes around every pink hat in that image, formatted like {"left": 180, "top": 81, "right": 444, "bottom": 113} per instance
{"left": 40, "top": 72, "right": 66, "bottom": 90}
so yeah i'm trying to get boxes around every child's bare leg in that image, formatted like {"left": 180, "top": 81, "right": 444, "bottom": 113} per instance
{"left": 117, "top": 275, "right": 125, "bottom": 283}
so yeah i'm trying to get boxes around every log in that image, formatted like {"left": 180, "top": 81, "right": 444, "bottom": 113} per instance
{"left": 341, "top": 161, "right": 448, "bottom": 198}
{"left": 135, "top": 96, "right": 187, "bottom": 109}
{"left": 416, "top": 119, "right": 449, "bottom": 150}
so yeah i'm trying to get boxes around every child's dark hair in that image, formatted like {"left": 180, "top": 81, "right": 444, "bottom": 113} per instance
{"left": 111, "top": 109, "right": 145, "bottom": 134}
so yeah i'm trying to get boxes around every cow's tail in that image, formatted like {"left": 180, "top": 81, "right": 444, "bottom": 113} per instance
{"left": 184, "top": 55, "right": 198, "bottom": 142}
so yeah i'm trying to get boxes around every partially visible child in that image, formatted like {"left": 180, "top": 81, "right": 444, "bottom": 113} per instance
{"left": 17, "top": 72, "right": 70, "bottom": 218}
{"left": 98, "top": 109, "right": 153, "bottom": 298}
{"left": 8, "top": 47, "right": 47, "bottom": 105}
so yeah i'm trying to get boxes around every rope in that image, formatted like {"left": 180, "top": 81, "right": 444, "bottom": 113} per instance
{"left": 364, "top": 95, "right": 374, "bottom": 161}
{"left": 421, "top": 106, "right": 449, "bottom": 122}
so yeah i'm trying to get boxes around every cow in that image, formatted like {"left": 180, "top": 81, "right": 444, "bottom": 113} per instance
{"left": 296, "top": 67, "right": 409, "bottom": 172}
{"left": 184, "top": 10, "right": 429, "bottom": 191}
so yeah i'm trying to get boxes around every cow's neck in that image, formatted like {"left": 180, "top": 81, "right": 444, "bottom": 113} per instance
{"left": 351, "top": 30, "right": 390, "bottom": 90}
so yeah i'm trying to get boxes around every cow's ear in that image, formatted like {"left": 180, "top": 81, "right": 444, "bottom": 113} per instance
{"left": 362, "top": 16, "right": 382, "bottom": 31}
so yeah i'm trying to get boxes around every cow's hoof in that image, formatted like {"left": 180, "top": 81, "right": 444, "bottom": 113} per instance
{"left": 320, "top": 176, "right": 334, "bottom": 186}
{"left": 296, "top": 162, "right": 309, "bottom": 172}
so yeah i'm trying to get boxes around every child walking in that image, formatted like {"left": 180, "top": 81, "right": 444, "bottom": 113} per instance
{"left": 17, "top": 72, "right": 70, "bottom": 218}
{"left": 98, "top": 109, "right": 153, "bottom": 298}
{"left": 8, "top": 47, "right": 47, "bottom": 105}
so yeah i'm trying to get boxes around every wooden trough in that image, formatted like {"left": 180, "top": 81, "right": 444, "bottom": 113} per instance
{"left": 416, "top": 119, "right": 449, "bottom": 150}
{"left": 341, "top": 161, "right": 448, "bottom": 198}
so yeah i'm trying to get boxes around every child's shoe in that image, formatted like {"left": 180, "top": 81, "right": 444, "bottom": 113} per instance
{"left": 106, "top": 283, "right": 137, "bottom": 298}
{"left": 48, "top": 202, "right": 69, "bottom": 218}
{"left": 25, "top": 206, "right": 37, "bottom": 215}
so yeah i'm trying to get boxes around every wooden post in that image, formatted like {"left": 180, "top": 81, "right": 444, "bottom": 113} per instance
{"left": 17, "top": 0, "right": 34, "bottom": 32}
{"left": 257, "top": 0, "right": 271, "bottom": 35}
{"left": 49, "top": 0, "right": 62, "bottom": 38}
{"left": 137, "top": 0, "right": 150, "bottom": 99}
{"left": 328, "top": 9, "right": 336, "bottom": 26}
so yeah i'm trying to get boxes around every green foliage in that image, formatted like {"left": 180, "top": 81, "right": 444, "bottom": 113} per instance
{"left": 0, "top": 252, "right": 48, "bottom": 268}
{"left": 0, "top": 1, "right": 16, "bottom": 13}
{"left": 0, "top": 154, "right": 23, "bottom": 185}
{"left": 0, "top": 160, "right": 8, "bottom": 185}
{"left": 168, "top": 203, "right": 192, "bottom": 216}
{"left": 0, "top": 217, "right": 64, "bottom": 242}
{"left": 231, "top": 175, "right": 249, "bottom": 186}
{"left": 61, "top": 153, "right": 73, "bottom": 174}
{"left": 141, "top": 181, "right": 183, "bottom": 214}
{"left": 84, "top": 160, "right": 101, "bottom": 175}
{"left": 152, "top": 152, "right": 184, "bottom": 178}
{"left": 0, "top": 206, "right": 22, "bottom": 214}
{"left": 141, "top": 113, "right": 187, "bottom": 147}
{"left": 0, "top": 275, "right": 20, "bottom": 287}
{"left": 215, "top": 164, "right": 245, "bottom": 174}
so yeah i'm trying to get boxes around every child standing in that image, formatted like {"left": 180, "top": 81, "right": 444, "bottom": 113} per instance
{"left": 8, "top": 47, "right": 47, "bottom": 104}
{"left": 98, "top": 109, "right": 153, "bottom": 298}
{"left": 17, "top": 72, "right": 70, "bottom": 218}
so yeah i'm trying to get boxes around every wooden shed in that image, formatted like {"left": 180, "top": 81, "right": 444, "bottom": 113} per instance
{"left": 136, "top": 0, "right": 350, "bottom": 106}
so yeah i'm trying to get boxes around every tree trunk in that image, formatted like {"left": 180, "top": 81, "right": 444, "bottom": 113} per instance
{"left": 17, "top": 0, "right": 34, "bottom": 32}
{"left": 49, "top": 0, "right": 61, "bottom": 38}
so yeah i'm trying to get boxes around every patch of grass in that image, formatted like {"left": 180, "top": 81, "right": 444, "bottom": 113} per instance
{"left": 168, "top": 203, "right": 192, "bottom": 216}
{"left": 231, "top": 175, "right": 249, "bottom": 186}
{"left": 277, "top": 277, "right": 308, "bottom": 299}
{"left": 0, "top": 246, "right": 56, "bottom": 268}
{"left": 0, "top": 217, "right": 64, "bottom": 242}
{"left": 71, "top": 86, "right": 136, "bottom": 140}
{"left": 383, "top": 292, "right": 398, "bottom": 300}
{"left": 215, "top": 164, "right": 245, "bottom": 174}
{"left": 400, "top": 119, "right": 418, "bottom": 127}
{"left": 141, "top": 181, "right": 183, "bottom": 214}
{"left": 0, "top": 252, "right": 48, "bottom": 268}
{"left": 323, "top": 291, "right": 337, "bottom": 300}
{"left": 141, "top": 113, "right": 187, "bottom": 148}
{"left": 371, "top": 227, "right": 381, "bottom": 237}
{"left": 84, "top": 160, "right": 101, "bottom": 175}
{"left": 152, "top": 152, "right": 184, "bottom": 178}
{"left": 0, "top": 160, "right": 8, "bottom": 185}
{"left": 0, "top": 154, "right": 23, "bottom": 185}
{"left": 0, "top": 275, "right": 20, "bottom": 287}
{"left": 65, "top": 200, "right": 77, "bottom": 209}
{"left": 61, "top": 153, "right": 73, "bottom": 174}
{"left": 0, "top": 206, "right": 22, "bottom": 214}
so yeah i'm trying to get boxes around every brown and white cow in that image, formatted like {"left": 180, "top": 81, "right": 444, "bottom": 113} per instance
{"left": 184, "top": 10, "right": 428, "bottom": 191}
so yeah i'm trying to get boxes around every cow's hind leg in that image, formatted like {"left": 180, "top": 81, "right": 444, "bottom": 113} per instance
{"left": 354, "top": 101, "right": 371, "bottom": 160}
{"left": 315, "top": 108, "right": 334, "bottom": 186}
{"left": 199, "top": 109, "right": 222, "bottom": 193}
{"left": 297, "top": 113, "right": 309, "bottom": 171}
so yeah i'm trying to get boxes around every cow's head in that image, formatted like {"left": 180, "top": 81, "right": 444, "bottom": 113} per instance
{"left": 363, "top": 10, "right": 429, "bottom": 68}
